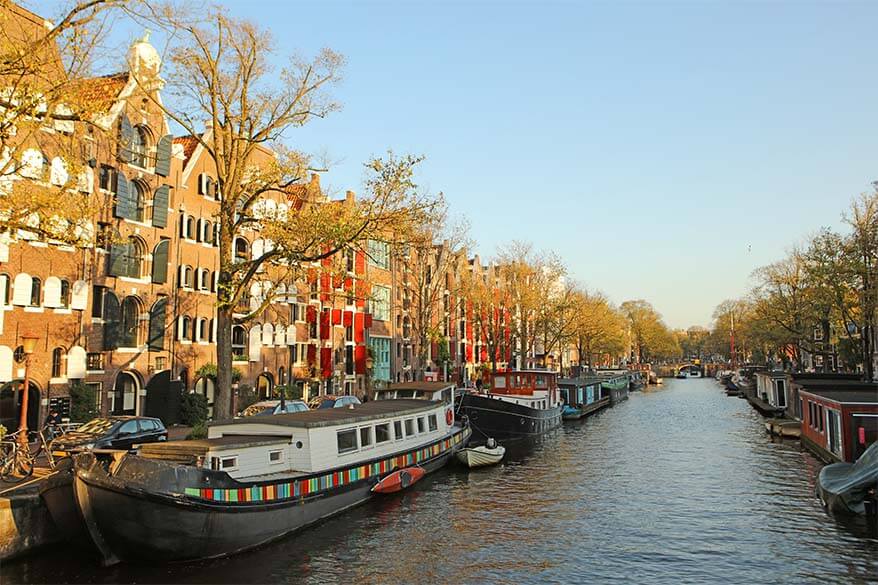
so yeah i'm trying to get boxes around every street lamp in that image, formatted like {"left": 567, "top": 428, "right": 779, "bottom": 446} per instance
{"left": 365, "top": 355, "right": 374, "bottom": 401}
{"left": 17, "top": 334, "right": 39, "bottom": 453}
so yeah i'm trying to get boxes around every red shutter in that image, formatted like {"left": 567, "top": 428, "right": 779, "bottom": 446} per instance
{"left": 465, "top": 321, "right": 473, "bottom": 343}
{"left": 354, "top": 313, "right": 365, "bottom": 343}
{"left": 321, "top": 348, "right": 332, "bottom": 378}
{"left": 320, "top": 310, "right": 330, "bottom": 340}
{"left": 355, "top": 345, "right": 366, "bottom": 375}
{"left": 343, "top": 310, "right": 353, "bottom": 327}
{"left": 344, "top": 277, "right": 353, "bottom": 291}
{"left": 307, "top": 344, "right": 317, "bottom": 365}
{"left": 306, "top": 306, "right": 316, "bottom": 323}
{"left": 364, "top": 313, "right": 373, "bottom": 328}
{"left": 355, "top": 250, "right": 365, "bottom": 274}
{"left": 466, "top": 344, "right": 473, "bottom": 362}
{"left": 332, "top": 309, "right": 342, "bottom": 325}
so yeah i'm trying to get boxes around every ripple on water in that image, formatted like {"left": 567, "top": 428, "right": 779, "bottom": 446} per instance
{"left": 2, "top": 379, "right": 877, "bottom": 585}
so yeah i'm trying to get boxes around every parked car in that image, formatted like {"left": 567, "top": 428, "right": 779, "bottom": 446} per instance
{"left": 241, "top": 400, "right": 309, "bottom": 417}
{"left": 307, "top": 395, "right": 361, "bottom": 410}
{"left": 51, "top": 416, "right": 167, "bottom": 454}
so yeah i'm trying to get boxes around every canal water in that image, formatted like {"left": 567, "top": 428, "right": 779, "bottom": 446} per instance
{"left": 3, "top": 378, "right": 877, "bottom": 584}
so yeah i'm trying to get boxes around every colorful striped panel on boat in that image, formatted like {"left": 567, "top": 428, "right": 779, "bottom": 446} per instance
{"left": 184, "top": 430, "right": 465, "bottom": 503}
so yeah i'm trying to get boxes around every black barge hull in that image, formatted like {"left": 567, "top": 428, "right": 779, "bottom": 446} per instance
{"left": 459, "top": 393, "right": 562, "bottom": 440}
{"left": 73, "top": 427, "right": 470, "bottom": 564}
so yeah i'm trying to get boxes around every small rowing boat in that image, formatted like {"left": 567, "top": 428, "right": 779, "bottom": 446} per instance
{"left": 371, "top": 466, "right": 425, "bottom": 493}
{"left": 456, "top": 438, "right": 505, "bottom": 468}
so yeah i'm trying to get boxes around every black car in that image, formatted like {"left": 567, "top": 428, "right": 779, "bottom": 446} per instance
{"left": 51, "top": 416, "right": 168, "bottom": 453}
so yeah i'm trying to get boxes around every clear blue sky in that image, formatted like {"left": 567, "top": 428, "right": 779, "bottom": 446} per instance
{"left": 34, "top": 0, "right": 878, "bottom": 328}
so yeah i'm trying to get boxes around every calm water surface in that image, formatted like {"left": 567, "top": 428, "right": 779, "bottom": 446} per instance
{"left": 4, "top": 378, "right": 877, "bottom": 584}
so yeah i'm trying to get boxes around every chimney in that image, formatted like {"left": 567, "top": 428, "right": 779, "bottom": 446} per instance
{"left": 345, "top": 190, "right": 355, "bottom": 204}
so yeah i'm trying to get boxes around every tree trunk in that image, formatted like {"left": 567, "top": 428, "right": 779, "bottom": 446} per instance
{"left": 213, "top": 215, "right": 234, "bottom": 419}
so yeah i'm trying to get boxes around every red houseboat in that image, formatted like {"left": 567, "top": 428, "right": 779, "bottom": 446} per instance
{"left": 799, "top": 380, "right": 878, "bottom": 463}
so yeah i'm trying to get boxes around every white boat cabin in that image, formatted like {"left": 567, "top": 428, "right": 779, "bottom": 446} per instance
{"left": 139, "top": 400, "right": 456, "bottom": 481}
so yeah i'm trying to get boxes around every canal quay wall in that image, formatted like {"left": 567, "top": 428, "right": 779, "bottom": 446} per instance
{"left": 0, "top": 484, "right": 60, "bottom": 561}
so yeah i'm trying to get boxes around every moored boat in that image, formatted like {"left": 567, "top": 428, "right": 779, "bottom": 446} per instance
{"left": 456, "top": 438, "right": 505, "bottom": 468}
{"left": 558, "top": 377, "right": 609, "bottom": 420}
{"left": 458, "top": 369, "right": 563, "bottom": 440}
{"left": 371, "top": 466, "right": 425, "bottom": 493}
{"left": 595, "top": 371, "right": 630, "bottom": 405}
{"left": 72, "top": 398, "right": 470, "bottom": 565}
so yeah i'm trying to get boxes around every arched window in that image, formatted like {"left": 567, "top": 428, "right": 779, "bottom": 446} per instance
{"left": 234, "top": 237, "right": 249, "bottom": 263}
{"left": 178, "top": 315, "right": 192, "bottom": 341}
{"left": 59, "top": 279, "right": 70, "bottom": 308}
{"left": 203, "top": 220, "right": 213, "bottom": 245}
{"left": 186, "top": 216, "right": 195, "bottom": 240}
{"left": 179, "top": 213, "right": 188, "bottom": 239}
{"left": 178, "top": 265, "right": 192, "bottom": 289}
{"left": 30, "top": 277, "right": 41, "bottom": 306}
{"left": 51, "top": 347, "right": 64, "bottom": 378}
{"left": 232, "top": 325, "right": 246, "bottom": 358}
{"left": 133, "top": 181, "right": 147, "bottom": 222}
{"left": 120, "top": 296, "right": 142, "bottom": 348}
{"left": 196, "top": 317, "right": 207, "bottom": 342}
{"left": 131, "top": 125, "right": 150, "bottom": 168}
{"left": 0, "top": 273, "right": 10, "bottom": 305}
{"left": 126, "top": 236, "right": 144, "bottom": 278}
{"left": 198, "top": 269, "right": 210, "bottom": 291}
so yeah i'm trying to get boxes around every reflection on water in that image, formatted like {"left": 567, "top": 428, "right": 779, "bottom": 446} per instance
{"left": 3, "top": 379, "right": 877, "bottom": 584}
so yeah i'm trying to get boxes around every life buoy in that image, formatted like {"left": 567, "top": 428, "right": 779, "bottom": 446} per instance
{"left": 445, "top": 409, "right": 453, "bottom": 425}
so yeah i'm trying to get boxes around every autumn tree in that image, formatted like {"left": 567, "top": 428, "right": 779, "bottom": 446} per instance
{"left": 459, "top": 260, "right": 508, "bottom": 374}
{"left": 496, "top": 241, "right": 564, "bottom": 368}
{"left": 0, "top": 0, "right": 136, "bottom": 244}
{"left": 141, "top": 7, "right": 439, "bottom": 417}
{"left": 620, "top": 299, "right": 678, "bottom": 362}
{"left": 394, "top": 208, "right": 469, "bottom": 380}
{"left": 570, "top": 289, "right": 626, "bottom": 368}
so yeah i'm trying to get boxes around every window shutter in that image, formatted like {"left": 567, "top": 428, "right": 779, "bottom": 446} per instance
{"left": 285, "top": 324, "right": 296, "bottom": 345}
{"left": 70, "top": 280, "right": 88, "bottom": 310}
{"left": 103, "top": 293, "right": 121, "bottom": 350}
{"left": 66, "top": 346, "right": 86, "bottom": 379}
{"left": 117, "top": 115, "right": 134, "bottom": 162}
{"left": 198, "top": 174, "right": 206, "bottom": 195}
{"left": 0, "top": 346, "right": 12, "bottom": 382}
{"left": 274, "top": 324, "right": 285, "bottom": 346}
{"left": 154, "top": 135, "right": 173, "bottom": 177}
{"left": 108, "top": 243, "right": 129, "bottom": 277}
{"left": 113, "top": 172, "right": 133, "bottom": 219}
{"left": 12, "top": 273, "right": 32, "bottom": 306}
{"left": 151, "top": 186, "right": 170, "bottom": 228}
{"left": 43, "top": 276, "right": 62, "bottom": 307}
{"left": 148, "top": 298, "right": 167, "bottom": 351}
{"left": 249, "top": 325, "right": 262, "bottom": 361}
{"left": 152, "top": 240, "right": 169, "bottom": 284}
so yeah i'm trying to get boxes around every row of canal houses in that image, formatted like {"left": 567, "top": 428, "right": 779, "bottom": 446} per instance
{"left": 745, "top": 370, "right": 878, "bottom": 464}
{"left": 0, "top": 2, "right": 587, "bottom": 430}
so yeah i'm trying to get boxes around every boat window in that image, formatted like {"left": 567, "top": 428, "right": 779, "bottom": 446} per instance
{"left": 269, "top": 450, "right": 283, "bottom": 464}
{"left": 536, "top": 376, "right": 545, "bottom": 387}
{"left": 376, "top": 423, "right": 391, "bottom": 443}
{"left": 428, "top": 414, "right": 438, "bottom": 431}
{"left": 442, "top": 389, "right": 452, "bottom": 404}
{"left": 397, "top": 390, "right": 415, "bottom": 398}
{"left": 393, "top": 420, "right": 403, "bottom": 440}
{"left": 494, "top": 377, "right": 506, "bottom": 389}
{"left": 220, "top": 456, "right": 238, "bottom": 470}
{"left": 337, "top": 429, "right": 358, "bottom": 454}
{"left": 404, "top": 418, "right": 415, "bottom": 436}
{"left": 417, "top": 417, "right": 425, "bottom": 433}
{"left": 360, "top": 427, "right": 373, "bottom": 448}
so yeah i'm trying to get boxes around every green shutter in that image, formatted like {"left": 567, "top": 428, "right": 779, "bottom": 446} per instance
{"left": 152, "top": 185, "right": 170, "bottom": 228}
{"left": 103, "top": 293, "right": 121, "bottom": 350}
{"left": 148, "top": 297, "right": 167, "bottom": 351}
{"left": 113, "top": 173, "right": 134, "bottom": 219}
{"left": 108, "top": 243, "right": 129, "bottom": 277}
{"left": 118, "top": 115, "right": 134, "bottom": 163}
{"left": 154, "top": 135, "right": 173, "bottom": 177}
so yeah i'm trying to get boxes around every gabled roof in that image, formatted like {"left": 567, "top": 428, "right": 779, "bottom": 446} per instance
{"left": 68, "top": 72, "right": 129, "bottom": 113}
{"left": 174, "top": 135, "right": 200, "bottom": 168}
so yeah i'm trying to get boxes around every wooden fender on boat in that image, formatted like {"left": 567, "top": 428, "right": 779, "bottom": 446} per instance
{"left": 371, "top": 466, "right": 425, "bottom": 494}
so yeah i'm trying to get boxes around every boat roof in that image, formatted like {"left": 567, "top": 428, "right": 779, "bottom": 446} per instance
{"left": 210, "top": 399, "right": 440, "bottom": 430}
{"left": 558, "top": 377, "right": 603, "bottom": 387}
{"left": 385, "top": 382, "right": 455, "bottom": 393}
{"left": 139, "top": 435, "right": 287, "bottom": 457}
{"left": 489, "top": 369, "right": 558, "bottom": 375}
{"left": 798, "top": 386, "right": 878, "bottom": 404}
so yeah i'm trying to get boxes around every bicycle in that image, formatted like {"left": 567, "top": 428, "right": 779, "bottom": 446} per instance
{"left": 0, "top": 431, "right": 34, "bottom": 482}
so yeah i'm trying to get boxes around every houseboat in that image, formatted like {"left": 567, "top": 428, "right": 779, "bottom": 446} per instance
{"left": 457, "top": 369, "right": 562, "bottom": 440}
{"left": 799, "top": 381, "right": 878, "bottom": 464}
{"left": 749, "top": 370, "right": 789, "bottom": 417}
{"left": 70, "top": 399, "right": 470, "bottom": 564}
{"left": 676, "top": 364, "right": 702, "bottom": 378}
{"left": 595, "top": 371, "right": 630, "bottom": 405}
{"left": 558, "top": 377, "right": 609, "bottom": 420}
